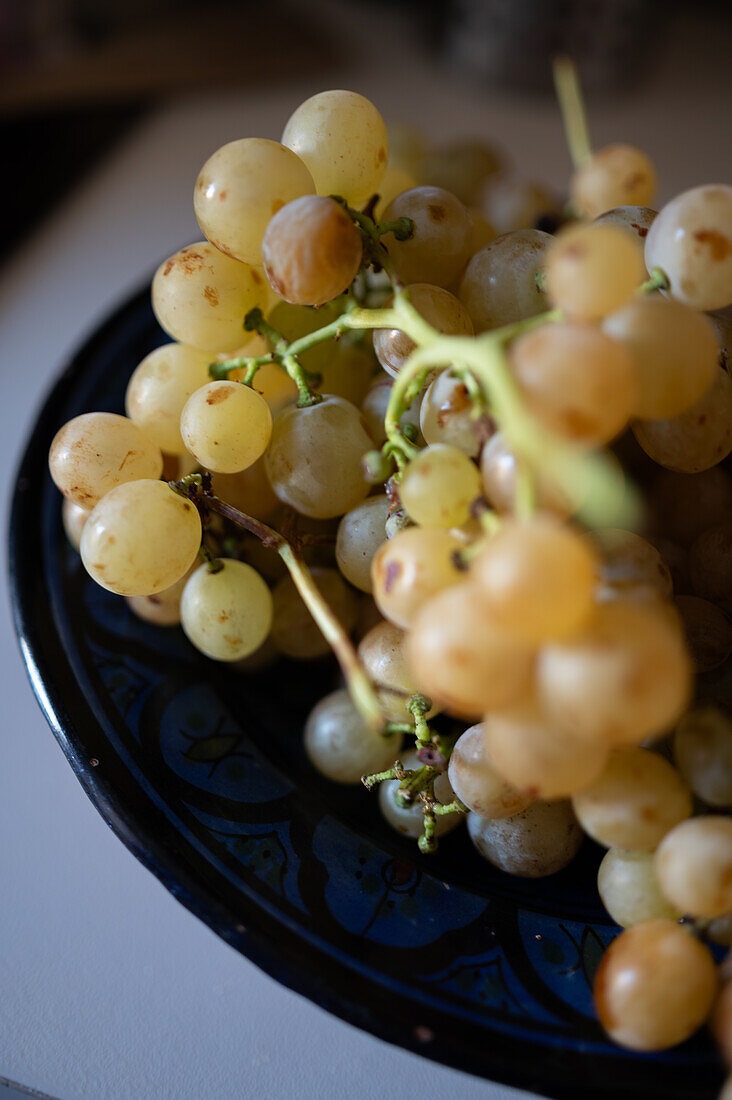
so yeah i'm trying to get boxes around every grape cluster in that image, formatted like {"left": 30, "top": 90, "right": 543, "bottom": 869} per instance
{"left": 45, "top": 73, "right": 732, "bottom": 1083}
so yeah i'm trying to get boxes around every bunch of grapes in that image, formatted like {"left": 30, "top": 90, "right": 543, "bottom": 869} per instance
{"left": 46, "top": 68, "right": 732, "bottom": 1085}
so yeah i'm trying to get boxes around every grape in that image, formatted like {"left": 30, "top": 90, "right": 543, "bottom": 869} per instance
{"left": 603, "top": 297, "right": 719, "bottom": 419}
{"left": 713, "top": 978, "right": 732, "bottom": 1068}
{"left": 649, "top": 467, "right": 732, "bottom": 546}
{"left": 373, "top": 165, "right": 417, "bottom": 221}
{"left": 239, "top": 532, "right": 287, "bottom": 584}
{"left": 480, "top": 175, "right": 561, "bottom": 236}
{"left": 317, "top": 342, "right": 377, "bottom": 408}
{"left": 262, "top": 196, "right": 363, "bottom": 306}
{"left": 161, "top": 450, "right": 199, "bottom": 483}
{"left": 675, "top": 708, "right": 732, "bottom": 807}
{"left": 231, "top": 633, "right": 279, "bottom": 675}
{"left": 538, "top": 601, "right": 691, "bottom": 746}
{"left": 336, "top": 495, "right": 390, "bottom": 593}
{"left": 647, "top": 535, "right": 689, "bottom": 595}
{"left": 479, "top": 432, "right": 571, "bottom": 517}
{"left": 467, "top": 801, "right": 583, "bottom": 878}
{"left": 417, "top": 139, "right": 501, "bottom": 206}
{"left": 458, "top": 229, "right": 552, "bottom": 333}
{"left": 61, "top": 499, "right": 89, "bottom": 552}
{"left": 689, "top": 523, "right": 732, "bottom": 610}
{"left": 483, "top": 700, "right": 609, "bottom": 800}
{"left": 632, "top": 365, "right": 732, "bottom": 473}
{"left": 597, "top": 849, "right": 680, "bottom": 928}
{"left": 194, "top": 138, "right": 315, "bottom": 266}
{"left": 265, "top": 396, "right": 373, "bottom": 519}
{"left": 180, "top": 559, "right": 272, "bottom": 661}
{"left": 467, "top": 208, "right": 496, "bottom": 254}
{"left": 473, "top": 514, "right": 598, "bottom": 643}
{"left": 49, "top": 412, "right": 163, "bottom": 510}
{"left": 381, "top": 186, "right": 473, "bottom": 288}
{"left": 447, "top": 723, "right": 532, "bottom": 819}
{"left": 546, "top": 224, "right": 646, "bottom": 322}
{"left": 571, "top": 747, "right": 692, "bottom": 849}
{"left": 282, "top": 90, "right": 388, "bottom": 207}
{"left": 510, "top": 321, "right": 637, "bottom": 446}
{"left": 126, "top": 567, "right": 193, "bottom": 627}
{"left": 373, "top": 284, "right": 473, "bottom": 378}
{"left": 675, "top": 593, "right": 732, "bottom": 672}
{"left": 125, "top": 343, "right": 213, "bottom": 456}
{"left": 592, "top": 528, "right": 673, "bottom": 600}
{"left": 305, "top": 688, "right": 401, "bottom": 784}
{"left": 271, "top": 567, "right": 358, "bottom": 659}
{"left": 80, "top": 480, "right": 201, "bottom": 596}
{"left": 419, "top": 371, "right": 485, "bottom": 457}
{"left": 407, "top": 582, "right": 535, "bottom": 718}
{"left": 655, "top": 816, "right": 732, "bottom": 918}
{"left": 354, "top": 594, "right": 383, "bottom": 642}
{"left": 593, "top": 919, "right": 717, "bottom": 1051}
{"left": 399, "top": 444, "right": 482, "bottom": 528}
{"left": 151, "top": 242, "right": 268, "bottom": 354}
{"left": 264, "top": 299, "right": 341, "bottom": 377}
{"left": 707, "top": 914, "right": 732, "bottom": 947}
{"left": 645, "top": 184, "right": 732, "bottom": 310}
{"left": 378, "top": 750, "right": 460, "bottom": 839}
{"left": 179, "top": 380, "right": 272, "bottom": 474}
{"left": 210, "top": 457, "right": 280, "bottom": 522}
{"left": 361, "top": 376, "right": 421, "bottom": 446}
{"left": 594, "top": 205, "right": 658, "bottom": 244}
{"left": 371, "top": 526, "right": 463, "bottom": 629}
{"left": 228, "top": 354, "right": 299, "bottom": 415}
{"left": 571, "top": 144, "right": 657, "bottom": 219}
{"left": 357, "top": 620, "right": 438, "bottom": 723}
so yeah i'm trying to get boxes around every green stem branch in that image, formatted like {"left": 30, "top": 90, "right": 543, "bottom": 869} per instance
{"left": 553, "top": 55, "right": 593, "bottom": 168}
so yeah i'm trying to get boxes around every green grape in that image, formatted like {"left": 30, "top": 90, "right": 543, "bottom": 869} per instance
{"left": 400, "top": 443, "right": 482, "bottom": 528}
{"left": 179, "top": 380, "right": 272, "bottom": 474}
{"left": 373, "top": 283, "right": 473, "bottom": 377}
{"left": 571, "top": 144, "right": 657, "bottom": 219}
{"left": 336, "top": 495, "right": 390, "bottom": 593}
{"left": 357, "top": 620, "right": 438, "bottom": 722}
{"left": 459, "top": 229, "right": 551, "bottom": 333}
{"left": 419, "top": 371, "right": 484, "bottom": 457}
{"left": 80, "top": 480, "right": 201, "bottom": 596}
{"left": 180, "top": 559, "right": 272, "bottom": 661}
{"left": 655, "top": 816, "right": 732, "bottom": 919}
{"left": 151, "top": 241, "right": 268, "bottom": 354}
{"left": 49, "top": 412, "right": 162, "bottom": 510}
{"left": 125, "top": 342, "right": 212, "bottom": 456}
{"left": 304, "top": 688, "right": 401, "bottom": 783}
{"left": 546, "top": 223, "right": 646, "bottom": 322}
{"left": 467, "top": 801, "right": 583, "bottom": 878}
{"left": 262, "top": 196, "right": 363, "bottom": 306}
{"left": 632, "top": 364, "right": 732, "bottom": 473}
{"left": 265, "top": 396, "right": 373, "bottom": 519}
{"left": 378, "top": 749, "right": 460, "bottom": 839}
{"left": 61, "top": 498, "right": 89, "bottom": 552}
{"left": 382, "top": 186, "right": 473, "bottom": 288}
{"left": 194, "top": 138, "right": 315, "bottom": 266}
{"left": 447, "top": 723, "right": 533, "bottom": 820}
{"left": 271, "top": 567, "right": 358, "bottom": 659}
{"left": 597, "top": 849, "right": 681, "bottom": 928}
{"left": 645, "top": 184, "right": 732, "bottom": 310}
{"left": 282, "top": 90, "right": 388, "bottom": 207}
{"left": 371, "top": 526, "right": 463, "bottom": 629}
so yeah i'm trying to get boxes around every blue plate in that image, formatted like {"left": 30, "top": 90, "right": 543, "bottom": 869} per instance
{"left": 8, "top": 288, "right": 724, "bottom": 1100}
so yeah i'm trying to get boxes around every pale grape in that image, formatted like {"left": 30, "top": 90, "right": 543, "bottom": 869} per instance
{"left": 538, "top": 601, "right": 692, "bottom": 746}
{"left": 305, "top": 688, "right": 401, "bottom": 784}
{"left": 649, "top": 467, "right": 732, "bottom": 546}
{"left": 49, "top": 412, "right": 163, "bottom": 510}
{"left": 271, "top": 567, "right": 358, "bottom": 659}
{"left": 481, "top": 175, "right": 561, "bottom": 235}
{"left": 480, "top": 432, "right": 571, "bottom": 517}
{"left": 447, "top": 723, "right": 532, "bottom": 819}
{"left": 459, "top": 229, "right": 552, "bottom": 333}
{"left": 689, "top": 523, "right": 732, "bottom": 610}
{"left": 358, "top": 620, "right": 438, "bottom": 722}
{"left": 473, "top": 514, "right": 597, "bottom": 643}
{"left": 336, "top": 495, "right": 390, "bottom": 593}
{"left": 597, "top": 849, "right": 680, "bottom": 928}
{"left": 180, "top": 559, "right": 272, "bottom": 661}
{"left": 467, "top": 208, "right": 496, "bottom": 253}
{"left": 265, "top": 396, "right": 373, "bottom": 519}
{"left": 420, "top": 371, "right": 485, "bottom": 457}
{"left": 210, "top": 457, "right": 280, "bottom": 522}
{"left": 417, "top": 139, "right": 501, "bottom": 206}
{"left": 264, "top": 299, "right": 341, "bottom": 377}
{"left": 262, "top": 196, "right": 363, "bottom": 306}
{"left": 61, "top": 499, "right": 89, "bottom": 552}
{"left": 373, "top": 165, "right": 417, "bottom": 221}
{"left": 378, "top": 750, "right": 460, "bottom": 839}
{"left": 373, "top": 283, "right": 473, "bottom": 378}
{"left": 125, "top": 343, "right": 212, "bottom": 456}
{"left": 151, "top": 242, "right": 268, "bottom": 354}
{"left": 546, "top": 224, "right": 646, "bottom": 322}
{"left": 645, "top": 184, "right": 732, "bottom": 310}
{"left": 675, "top": 593, "right": 732, "bottom": 672}
{"left": 382, "top": 186, "right": 473, "bottom": 287}
{"left": 603, "top": 297, "right": 719, "bottom": 419}
{"left": 655, "top": 816, "right": 732, "bottom": 919}
{"left": 282, "top": 90, "right": 388, "bottom": 207}
{"left": 317, "top": 342, "right": 377, "bottom": 408}
{"left": 80, "top": 480, "right": 201, "bottom": 596}
{"left": 571, "top": 747, "right": 692, "bottom": 850}
{"left": 371, "top": 526, "right": 463, "bottom": 629}
{"left": 632, "top": 365, "right": 732, "bottom": 473}
{"left": 467, "top": 801, "right": 583, "bottom": 878}
{"left": 407, "top": 582, "right": 534, "bottom": 719}
{"left": 674, "top": 707, "right": 732, "bottom": 807}
{"left": 510, "top": 321, "right": 637, "bottom": 445}
{"left": 194, "top": 137, "right": 315, "bottom": 266}
{"left": 571, "top": 144, "right": 657, "bottom": 219}
{"left": 126, "top": 566, "right": 193, "bottom": 627}
{"left": 179, "top": 380, "right": 272, "bottom": 474}
{"left": 594, "top": 205, "right": 658, "bottom": 245}
{"left": 593, "top": 920, "right": 717, "bottom": 1050}
{"left": 399, "top": 443, "right": 482, "bottom": 528}
{"left": 361, "top": 376, "right": 422, "bottom": 446}
{"left": 593, "top": 528, "right": 673, "bottom": 600}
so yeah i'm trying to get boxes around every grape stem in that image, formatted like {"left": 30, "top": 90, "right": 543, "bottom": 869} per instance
{"left": 553, "top": 55, "right": 593, "bottom": 168}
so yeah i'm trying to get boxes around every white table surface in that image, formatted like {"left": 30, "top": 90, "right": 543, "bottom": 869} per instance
{"left": 1, "top": 12, "right": 731, "bottom": 1099}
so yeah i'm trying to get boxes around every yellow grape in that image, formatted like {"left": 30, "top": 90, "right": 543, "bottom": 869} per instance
{"left": 571, "top": 144, "right": 657, "bottom": 219}
{"left": 459, "top": 229, "right": 552, "bottom": 333}
{"left": 371, "top": 526, "right": 463, "bottom": 629}
{"left": 632, "top": 365, "right": 732, "bottom": 473}
{"left": 645, "top": 184, "right": 732, "bottom": 310}
{"left": 126, "top": 566, "right": 194, "bottom": 627}
{"left": 262, "top": 196, "right": 363, "bottom": 306}
{"left": 125, "top": 342, "right": 212, "bottom": 456}
{"left": 317, "top": 342, "right": 377, "bottom": 408}
{"left": 373, "top": 165, "right": 417, "bottom": 221}
{"left": 179, "top": 380, "right": 272, "bottom": 474}
{"left": 447, "top": 723, "right": 532, "bottom": 819}
{"left": 420, "top": 371, "right": 485, "bottom": 457}
{"left": 382, "top": 186, "right": 473, "bottom": 288}
{"left": 597, "top": 849, "right": 680, "bottom": 928}
{"left": 467, "top": 208, "right": 496, "bottom": 253}
{"left": 594, "top": 205, "right": 657, "bottom": 244}
{"left": 467, "top": 801, "right": 583, "bottom": 878}
{"left": 400, "top": 443, "right": 482, "bottom": 528}
{"left": 49, "top": 412, "right": 162, "bottom": 510}
{"left": 336, "top": 495, "right": 390, "bottom": 593}
{"left": 592, "top": 528, "right": 673, "bottom": 601}
{"left": 210, "top": 457, "right": 280, "bottom": 522}
{"left": 194, "top": 138, "right": 315, "bottom": 266}
{"left": 545, "top": 223, "right": 646, "bottom": 322}
{"left": 655, "top": 816, "right": 732, "bottom": 919}
{"left": 417, "top": 139, "right": 501, "bottom": 206}
{"left": 180, "top": 559, "right": 272, "bottom": 661}
{"left": 61, "top": 499, "right": 89, "bottom": 552}
{"left": 80, "top": 480, "right": 201, "bottom": 596}
{"left": 479, "top": 432, "right": 571, "bottom": 517}
{"left": 357, "top": 620, "right": 438, "bottom": 722}
{"left": 373, "top": 283, "right": 473, "bottom": 377}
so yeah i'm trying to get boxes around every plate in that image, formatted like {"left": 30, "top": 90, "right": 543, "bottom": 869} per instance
{"left": 9, "top": 287, "right": 724, "bottom": 1100}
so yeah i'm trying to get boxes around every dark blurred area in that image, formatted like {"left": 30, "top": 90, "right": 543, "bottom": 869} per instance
{"left": 0, "top": 0, "right": 730, "bottom": 259}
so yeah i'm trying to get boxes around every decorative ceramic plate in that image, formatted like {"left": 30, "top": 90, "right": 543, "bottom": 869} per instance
{"left": 9, "top": 288, "right": 723, "bottom": 1100}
